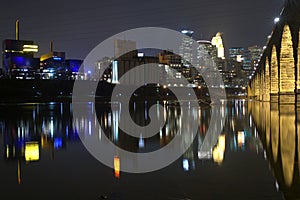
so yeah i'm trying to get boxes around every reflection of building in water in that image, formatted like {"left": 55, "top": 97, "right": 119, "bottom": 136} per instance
{"left": 0, "top": 102, "right": 80, "bottom": 183}
{"left": 249, "top": 101, "right": 300, "bottom": 198}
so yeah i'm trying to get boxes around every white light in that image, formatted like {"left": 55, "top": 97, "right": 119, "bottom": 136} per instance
{"left": 182, "top": 159, "right": 189, "bottom": 171}
{"left": 274, "top": 17, "right": 280, "bottom": 24}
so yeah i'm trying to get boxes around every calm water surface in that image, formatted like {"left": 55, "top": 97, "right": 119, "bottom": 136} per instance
{"left": 0, "top": 100, "right": 298, "bottom": 199}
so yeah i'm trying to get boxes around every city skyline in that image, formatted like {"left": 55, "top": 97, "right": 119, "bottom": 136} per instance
{"left": 0, "top": 0, "right": 284, "bottom": 63}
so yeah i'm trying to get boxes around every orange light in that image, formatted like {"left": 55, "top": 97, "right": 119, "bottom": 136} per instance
{"left": 114, "top": 156, "right": 120, "bottom": 179}
{"left": 237, "top": 131, "right": 245, "bottom": 146}
{"left": 17, "top": 160, "right": 21, "bottom": 184}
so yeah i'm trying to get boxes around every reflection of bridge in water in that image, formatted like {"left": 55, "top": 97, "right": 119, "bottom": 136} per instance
{"left": 247, "top": 1, "right": 300, "bottom": 197}
{"left": 247, "top": 1, "right": 300, "bottom": 102}
{"left": 249, "top": 101, "right": 300, "bottom": 198}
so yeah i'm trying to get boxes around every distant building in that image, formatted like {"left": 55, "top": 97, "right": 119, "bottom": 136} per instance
{"left": 197, "top": 40, "right": 218, "bottom": 65}
{"left": 95, "top": 57, "right": 113, "bottom": 82}
{"left": 2, "top": 39, "right": 39, "bottom": 79}
{"left": 229, "top": 47, "right": 244, "bottom": 62}
{"left": 179, "top": 29, "right": 194, "bottom": 66}
{"left": 40, "top": 51, "right": 83, "bottom": 80}
{"left": 158, "top": 50, "right": 192, "bottom": 85}
{"left": 114, "top": 39, "right": 136, "bottom": 58}
{"left": 211, "top": 32, "right": 225, "bottom": 59}
{"left": 113, "top": 51, "right": 159, "bottom": 85}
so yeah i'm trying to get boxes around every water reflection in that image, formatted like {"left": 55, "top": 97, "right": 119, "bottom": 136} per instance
{"left": 0, "top": 101, "right": 227, "bottom": 174}
{"left": 0, "top": 100, "right": 288, "bottom": 199}
{"left": 249, "top": 101, "right": 300, "bottom": 199}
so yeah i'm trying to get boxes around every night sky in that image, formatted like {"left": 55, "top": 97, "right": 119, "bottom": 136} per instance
{"left": 0, "top": 0, "right": 284, "bottom": 61}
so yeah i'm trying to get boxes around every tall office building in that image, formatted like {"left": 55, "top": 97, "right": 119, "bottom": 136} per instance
{"left": 211, "top": 32, "right": 225, "bottom": 59}
{"left": 248, "top": 45, "right": 263, "bottom": 64}
{"left": 179, "top": 29, "right": 194, "bottom": 66}
{"left": 229, "top": 47, "right": 244, "bottom": 62}
{"left": 197, "top": 40, "right": 218, "bottom": 66}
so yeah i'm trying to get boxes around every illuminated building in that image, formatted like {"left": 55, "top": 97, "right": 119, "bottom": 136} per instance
{"left": 179, "top": 29, "right": 194, "bottom": 66}
{"left": 40, "top": 50, "right": 83, "bottom": 80}
{"left": 197, "top": 40, "right": 218, "bottom": 64}
{"left": 2, "top": 39, "right": 39, "bottom": 79}
{"left": 229, "top": 47, "right": 244, "bottom": 62}
{"left": 211, "top": 32, "right": 225, "bottom": 59}
{"left": 158, "top": 50, "right": 190, "bottom": 84}
{"left": 104, "top": 50, "right": 159, "bottom": 85}
{"left": 2, "top": 20, "right": 39, "bottom": 79}
{"left": 95, "top": 57, "right": 113, "bottom": 81}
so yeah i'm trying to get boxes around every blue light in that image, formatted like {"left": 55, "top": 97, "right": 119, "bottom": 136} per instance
{"left": 54, "top": 138, "right": 63, "bottom": 149}
{"left": 53, "top": 57, "right": 62, "bottom": 61}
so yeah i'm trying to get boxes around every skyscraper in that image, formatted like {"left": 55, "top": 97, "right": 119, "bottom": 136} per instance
{"left": 211, "top": 32, "right": 225, "bottom": 59}
{"left": 229, "top": 47, "right": 244, "bottom": 62}
{"left": 179, "top": 29, "right": 194, "bottom": 66}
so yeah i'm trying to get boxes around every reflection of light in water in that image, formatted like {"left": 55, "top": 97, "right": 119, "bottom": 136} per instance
{"left": 60, "top": 103, "right": 63, "bottom": 115}
{"left": 298, "top": 124, "right": 300, "bottom": 174}
{"left": 182, "top": 159, "right": 189, "bottom": 171}
{"left": 237, "top": 131, "right": 245, "bottom": 147}
{"left": 250, "top": 114, "right": 252, "bottom": 127}
{"left": 17, "top": 160, "right": 21, "bottom": 184}
{"left": 50, "top": 118, "right": 54, "bottom": 137}
{"left": 280, "top": 114, "right": 295, "bottom": 187}
{"left": 271, "top": 109, "right": 279, "bottom": 163}
{"left": 25, "top": 142, "right": 39, "bottom": 162}
{"left": 66, "top": 125, "right": 69, "bottom": 137}
{"left": 99, "top": 128, "right": 102, "bottom": 140}
{"left": 156, "top": 101, "right": 160, "bottom": 118}
{"left": 112, "top": 108, "right": 119, "bottom": 142}
{"left": 138, "top": 134, "right": 144, "bottom": 148}
{"left": 144, "top": 101, "right": 148, "bottom": 121}
{"left": 213, "top": 135, "right": 226, "bottom": 164}
{"left": 54, "top": 138, "right": 63, "bottom": 149}
{"left": 6, "top": 145, "right": 9, "bottom": 158}
{"left": 114, "top": 156, "right": 120, "bottom": 179}
{"left": 88, "top": 120, "right": 92, "bottom": 135}
{"left": 275, "top": 181, "right": 279, "bottom": 192}
{"left": 133, "top": 102, "right": 136, "bottom": 112}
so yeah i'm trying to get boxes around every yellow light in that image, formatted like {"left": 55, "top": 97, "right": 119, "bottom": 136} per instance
{"left": 23, "top": 48, "right": 38, "bottom": 52}
{"left": 23, "top": 44, "right": 38, "bottom": 48}
{"left": 6, "top": 145, "right": 9, "bottom": 158}
{"left": 25, "top": 142, "right": 39, "bottom": 162}
{"left": 213, "top": 135, "right": 226, "bottom": 164}
{"left": 237, "top": 131, "right": 245, "bottom": 146}
{"left": 23, "top": 44, "right": 38, "bottom": 52}
{"left": 114, "top": 156, "right": 120, "bottom": 179}
{"left": 213, "top": 147, "right": 224, "bottom": 164}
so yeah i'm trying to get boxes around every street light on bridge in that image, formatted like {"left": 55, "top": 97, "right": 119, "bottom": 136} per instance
{"left": 274, "top": 17, "right": 280, "bottom": 23}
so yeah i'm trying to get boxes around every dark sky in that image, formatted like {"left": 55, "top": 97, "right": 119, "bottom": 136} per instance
{"left": 0, "top": 0, "right": 284, "bottom": 61}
